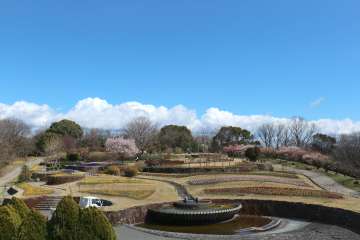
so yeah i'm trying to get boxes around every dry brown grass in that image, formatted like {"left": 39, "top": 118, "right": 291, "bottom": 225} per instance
{"left": 78, "top": 175, "right": 147, "bottom": 185}
{"left": 80, "top": 189, "right": 155, "bottom": 200}
{"left": 17, "top": 182, "right": 54, "bottom": 196}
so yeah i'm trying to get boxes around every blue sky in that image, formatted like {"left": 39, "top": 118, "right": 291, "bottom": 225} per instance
{"left": 0, "top": 0, "right": 360, "bottom": 125}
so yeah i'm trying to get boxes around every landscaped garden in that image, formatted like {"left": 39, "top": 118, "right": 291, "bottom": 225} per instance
{"left": 1, "top": 118, "right": 360, "bottom": 240}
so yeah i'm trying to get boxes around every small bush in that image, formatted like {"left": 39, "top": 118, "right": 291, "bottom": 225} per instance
{"left": 66, "top": 152, "right": 81, "bottom": 162}
{"left": 104, "top": 165, "right": 122, "bottom": 176}
{"left": 354, "top": 180, "right": 359, "bottom": 185}
{"left": 123, "top": 166, "right": 138, "bottom": 177}
{"left": 18, "top": 165, "right": 32, "bottom": 183}
{"left": 174, "top": 147, "right": 183, "bottom": 154}
{"left": 245, "top": 147, "right": 260, "bottom": 162}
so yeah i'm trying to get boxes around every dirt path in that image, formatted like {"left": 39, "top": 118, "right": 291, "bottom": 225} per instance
{"left": 284, "top": 167, "right": 360, "bottom": 198}
{"left": 0, "top": 158, "right": 44, "bottom": 189}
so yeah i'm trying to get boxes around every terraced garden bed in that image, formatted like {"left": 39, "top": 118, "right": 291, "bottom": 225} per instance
{"left": 188, "top": 175, "right": 310, "bottom": 187}
{"left": 204, "top": 186, "right": 343, "bottom": 199}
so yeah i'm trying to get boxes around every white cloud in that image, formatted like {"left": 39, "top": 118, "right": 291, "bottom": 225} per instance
{"left": 0, "top": 97, "right": 360, "bottom": 135}
{"left": 310, "top": 97, "right": 325, "bottom": 108}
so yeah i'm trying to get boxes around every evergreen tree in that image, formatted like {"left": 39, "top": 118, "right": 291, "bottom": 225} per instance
{"left": 17, "top": 210, "right": 47, "bottom": 240}
{"left": 47, "top": 196, "right": 80, "bottom": 240}
{"left": 6, "top": 197, "right": 30, "bottom": 220}
{"left": 79, "top": 207, "right": 116, "bottom": 240}
{"left": 0, "top": 206, "right": 22, "bottom": 240}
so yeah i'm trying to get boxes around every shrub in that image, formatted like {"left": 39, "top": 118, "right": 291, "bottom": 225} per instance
{"left": 245, "top": 147, "right": 260, "bottom": 162}
{"left": 66, "top": 153, "right": 81, "bottom": 162}
{"left": 79, "top": 207, "right": 116, "bottom": 240}
{"left": 17, "top": 210, "right": 47, "bottom": 240}
{"left": 123, "top": 166, "right": 138, "bottom": 177}
{"left": 47, "top": 196, "right": 80, "bottom": 240}
{"left": 174, "top": 147, "right": 183, "bottom": 154}
{"left": 18, "top": 165, "right": 31, "bottom": 183}
{"left": 104, "top": 165, "right": 122, "bottom": 176}
{"left": 0, "top": 205, "right": 22, "bottom": 240}
{"left": 5, "top": 197, "right": 30, "bottom": 220}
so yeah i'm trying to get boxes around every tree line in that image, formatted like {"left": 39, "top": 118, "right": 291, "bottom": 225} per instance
{"left": 1, "top": 116, "right": 359, "bottom": 174}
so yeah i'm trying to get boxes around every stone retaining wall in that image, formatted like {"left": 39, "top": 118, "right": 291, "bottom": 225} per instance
{"left": 105, "top": 199, "right": 360, "bottom": 234}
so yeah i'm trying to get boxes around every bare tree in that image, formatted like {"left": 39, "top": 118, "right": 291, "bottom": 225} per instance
{"left": 257, "top": 123, "right": 275, "bottom": 148}
{"left": 82, "top": 128, "right": 110, "bottom": 151}
{"left": 123, "top": 117, "right": 158, "bottom": 154}
{"left": 274, "top": 124, "right": 285, "bottom": 149}
{"left": 289, "top": 117, "right": 317, "bottom": 147}
{"left": 0, "top": 118, "right": 31, "bottom": 161}
{"left": 333, "top": 133, "right": 360, "bottom": 170}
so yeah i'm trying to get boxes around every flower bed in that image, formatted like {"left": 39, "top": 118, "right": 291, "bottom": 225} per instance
{"left": 188, "top": 175, "right": 310, "bottom": 187}
{"left": 204, "top": 187, "right": 343, "bottom": 199}
{"left": 46, "top": 174, "right": 85, "bottom": 185}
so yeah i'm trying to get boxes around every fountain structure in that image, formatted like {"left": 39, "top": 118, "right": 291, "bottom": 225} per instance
{"left": 146, "top": 197, "right": 242, "bottom": 225}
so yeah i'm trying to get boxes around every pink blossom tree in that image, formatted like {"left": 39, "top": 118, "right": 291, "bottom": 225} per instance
{"left": 105, "top": 137, "right": 139, "bottom": 158}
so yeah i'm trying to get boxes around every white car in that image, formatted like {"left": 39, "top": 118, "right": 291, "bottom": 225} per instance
{"left": 79, "top": 196, "right": 103, "bottom": 208}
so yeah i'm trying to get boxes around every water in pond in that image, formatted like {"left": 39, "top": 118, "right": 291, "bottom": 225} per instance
{"left": 137, "top": 215, "right": 272, "bottom": 235}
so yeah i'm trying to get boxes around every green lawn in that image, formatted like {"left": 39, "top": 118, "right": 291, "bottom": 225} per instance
{"left": 265, "top": 158, "right": 360, "bottom": 192}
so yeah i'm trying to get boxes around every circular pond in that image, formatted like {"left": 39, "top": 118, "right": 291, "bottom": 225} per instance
{"left": 137, "top": 215, "right": 276, "bottom": 235}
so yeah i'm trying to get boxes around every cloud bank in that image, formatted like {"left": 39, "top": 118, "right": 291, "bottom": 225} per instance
{"left": 1, "top": 97, "right": 360, "bottom": 135}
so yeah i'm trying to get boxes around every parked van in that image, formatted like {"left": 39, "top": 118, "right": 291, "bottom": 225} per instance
{"left": 79, "top": 196, "right": 103, "bottom": 208}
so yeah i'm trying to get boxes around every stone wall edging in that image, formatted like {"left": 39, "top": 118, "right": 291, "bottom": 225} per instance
{"left": 104, "top": 199, "right": 360, "bottom": 234}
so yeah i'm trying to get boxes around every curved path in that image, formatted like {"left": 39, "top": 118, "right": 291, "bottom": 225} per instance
{"left": 115, "top": 222, "right": 360, "bottom": 240}
{"left": 284, "top": 167, "right": 360, "bottom": 198}
{"left": 0, "top": 158, "right": 44, "bottom": 196}
{"left": 137, "top": 176, "right": 192, "bottom": 199}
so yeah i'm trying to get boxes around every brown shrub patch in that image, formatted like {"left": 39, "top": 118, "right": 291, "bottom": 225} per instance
{"left": 46, "top": 174, "right": 84, "bottom": 185}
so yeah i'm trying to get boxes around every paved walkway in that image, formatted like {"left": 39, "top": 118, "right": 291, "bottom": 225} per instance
{"left": 115, "top": 222, "right": 360, "bottom": 240}
{"left": 284, "top": 167, "right": 360, "bottom": 198}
